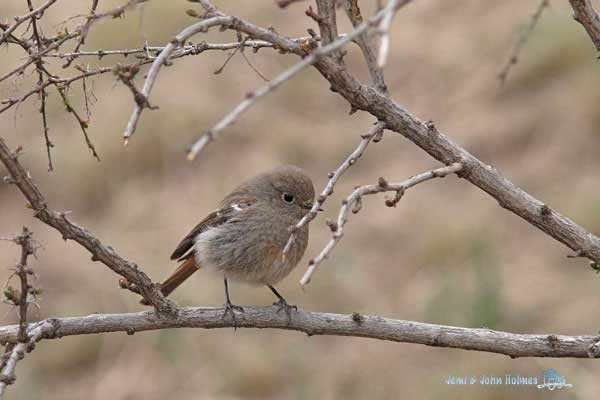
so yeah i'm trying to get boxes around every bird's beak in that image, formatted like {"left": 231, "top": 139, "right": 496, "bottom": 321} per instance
{"left": 303, "top": 200, "right": 324, "bottom": 211}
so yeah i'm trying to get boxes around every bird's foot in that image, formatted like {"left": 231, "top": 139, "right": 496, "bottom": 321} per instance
{"left": 222, "top": 301, "right": 244, "bottom": 328}
{"left": 273, "top": 298, "right": 297, "bottom": 319}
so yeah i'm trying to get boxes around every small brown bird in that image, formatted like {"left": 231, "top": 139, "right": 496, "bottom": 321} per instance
{"left": 142, "top": 165, "right": 316, "bottom": 319}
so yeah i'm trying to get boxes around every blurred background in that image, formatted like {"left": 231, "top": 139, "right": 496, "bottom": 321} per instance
{"left": 1, "top": 0, "right": 600, "bottom": 398}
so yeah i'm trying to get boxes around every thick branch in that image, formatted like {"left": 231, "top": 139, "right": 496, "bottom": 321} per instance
{"left": 310, "top": 56, "right": 600, "bottom": 266}
{"left": 0, "top": 137, "right": 174, "bottom": 314}
{"left": 0, "top": 307, "right": 598, "bottom": 359}
{"left": 569, "top": 0, "right": 600, "bottom": 54}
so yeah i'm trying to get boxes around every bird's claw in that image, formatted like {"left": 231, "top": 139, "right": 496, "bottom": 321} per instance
{"left": 222, "top": 301, "right": 244, "bottom": 328}
{"left": 273, "top": 298, "right": 297, "bottom": 318}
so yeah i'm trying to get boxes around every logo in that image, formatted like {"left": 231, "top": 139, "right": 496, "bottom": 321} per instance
{"left": 445, "top": 368, "right": 573, "bottom": 390}
{"left": 536, "top": 369, "right": 573, "bottom": 390}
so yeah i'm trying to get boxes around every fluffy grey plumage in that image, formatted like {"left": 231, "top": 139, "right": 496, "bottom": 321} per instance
{"left": 195, "top": 165, "right": 314, "bottom": 285}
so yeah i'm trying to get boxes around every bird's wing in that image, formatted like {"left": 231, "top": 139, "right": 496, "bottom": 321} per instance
{"left": 170, "top": 201, "right": 253, "bottom": 261}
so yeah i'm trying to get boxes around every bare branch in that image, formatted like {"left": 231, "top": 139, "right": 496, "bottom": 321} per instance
{"left": 61, "top": 0, "right": 101, "bottom": 68}
{"left": 0, "top": 137, "right": 174, "bottom": 314}
{"left": 498, "top": 0, "right": 549, "bottom": 85}
{"left": 45, "top": 37, "right": 320, "bottom": 60}
{"left": 0, "top": 307, "right": 598, "bottom": 358}
{"left": 300, "top": 163, "right": 463, "bottom": 286}
{"left": 282, "top": 121, "right": 385, "bottom": 256}
{"left": 0, "top": 227, "right": 37, "bottom": 398}
{"left": 569, "top": 0, "right": 600, "bottom": 54}
{"left": 310, "top": 55, "right": 600, "bottom": 267}
{"left": 0, "top": 32, "right": 79, "bottom": 84}
{"left": 55, "top": 86, "right": 100, "bottom": 161}
{"left": 186, "top": 0, "right": 413, "bottom": 160}
{"left": 26, "top": 0, "right": 54, "bottom": 171}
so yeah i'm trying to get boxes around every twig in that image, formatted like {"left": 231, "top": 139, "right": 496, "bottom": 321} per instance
{"left": 61, "top": 0, "right": 100, "bottom": 68}
{"left": 0, "top": 32, "right": 79, "bottom": 84}
{"left": 44, "top": 38, "right": 320, "bottom": 60}
{"left": 0, "top": 0, "right": 57, "bottom": 46}
{"left": 26, "top": 0, "right": 54, "bottom": 171}
{"left": 498, "top": 0, "right": 549, "bottom": 85}
{"left": 0, "top": 137, "right": 174, "bottom": 314}
{"left": 282, "top": 121, "right": 385, "bottom": 256}
{"left": 0, "top": 66, "right": 113, "bottom": 115}
{"left": 300, "top": 163, "right": 463, "bottom": 286}
{"left": 55, "top": 86, "right": 100, "bottom": 161}
{"left": 0, "top": 307, "right": 598, "bottom": 358}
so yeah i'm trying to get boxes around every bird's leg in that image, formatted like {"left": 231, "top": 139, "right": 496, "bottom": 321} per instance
{"left": 267, "top": 284, "right": 297, "bottom": 317}
{"left": 222, "top": 277, "right": 244, "bottom": 326}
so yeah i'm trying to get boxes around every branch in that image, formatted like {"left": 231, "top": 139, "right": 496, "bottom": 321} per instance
{"left": 300, "top": 162, "right": 463, "bottom": 286}
{"left": 0, "top": 307, "right": 598, "bottom": 359}
{"left": 569, "top": 0, "right": 600, "bottom": 54}
{"left": 0, "top": 137, "right": 174, "bottom": 314}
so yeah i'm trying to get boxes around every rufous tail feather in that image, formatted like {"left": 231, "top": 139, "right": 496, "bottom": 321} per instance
{"left": 140, "top": 257, "right": 200, "bottom": 305}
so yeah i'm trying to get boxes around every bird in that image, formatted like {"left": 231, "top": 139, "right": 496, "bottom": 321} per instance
{"left": 140, "top": 165, "right": 316, "bottom": 321}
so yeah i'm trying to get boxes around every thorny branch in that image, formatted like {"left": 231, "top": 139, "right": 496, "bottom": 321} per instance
{"left": 0, "top": 227, "right": 38, "bottom": 399}
{"left": 0, "top": 137, "right": 174, "bottom": 314}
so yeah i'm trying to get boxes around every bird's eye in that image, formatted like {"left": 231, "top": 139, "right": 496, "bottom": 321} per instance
{"left": 282, "top": 193, "right": 294, "bottom": 204}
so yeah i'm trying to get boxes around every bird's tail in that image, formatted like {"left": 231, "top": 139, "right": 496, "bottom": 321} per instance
{"left": 140, "top": 256, "right": 200, "bottom": 305}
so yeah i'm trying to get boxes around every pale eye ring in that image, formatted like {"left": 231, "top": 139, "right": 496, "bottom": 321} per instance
{"left": 282, "top": 193, "right": 294, "bottom": 204}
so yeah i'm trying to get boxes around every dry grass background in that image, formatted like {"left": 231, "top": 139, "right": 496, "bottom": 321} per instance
{"left": 1, "top": 0, "right": 600, "bottom": 398}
